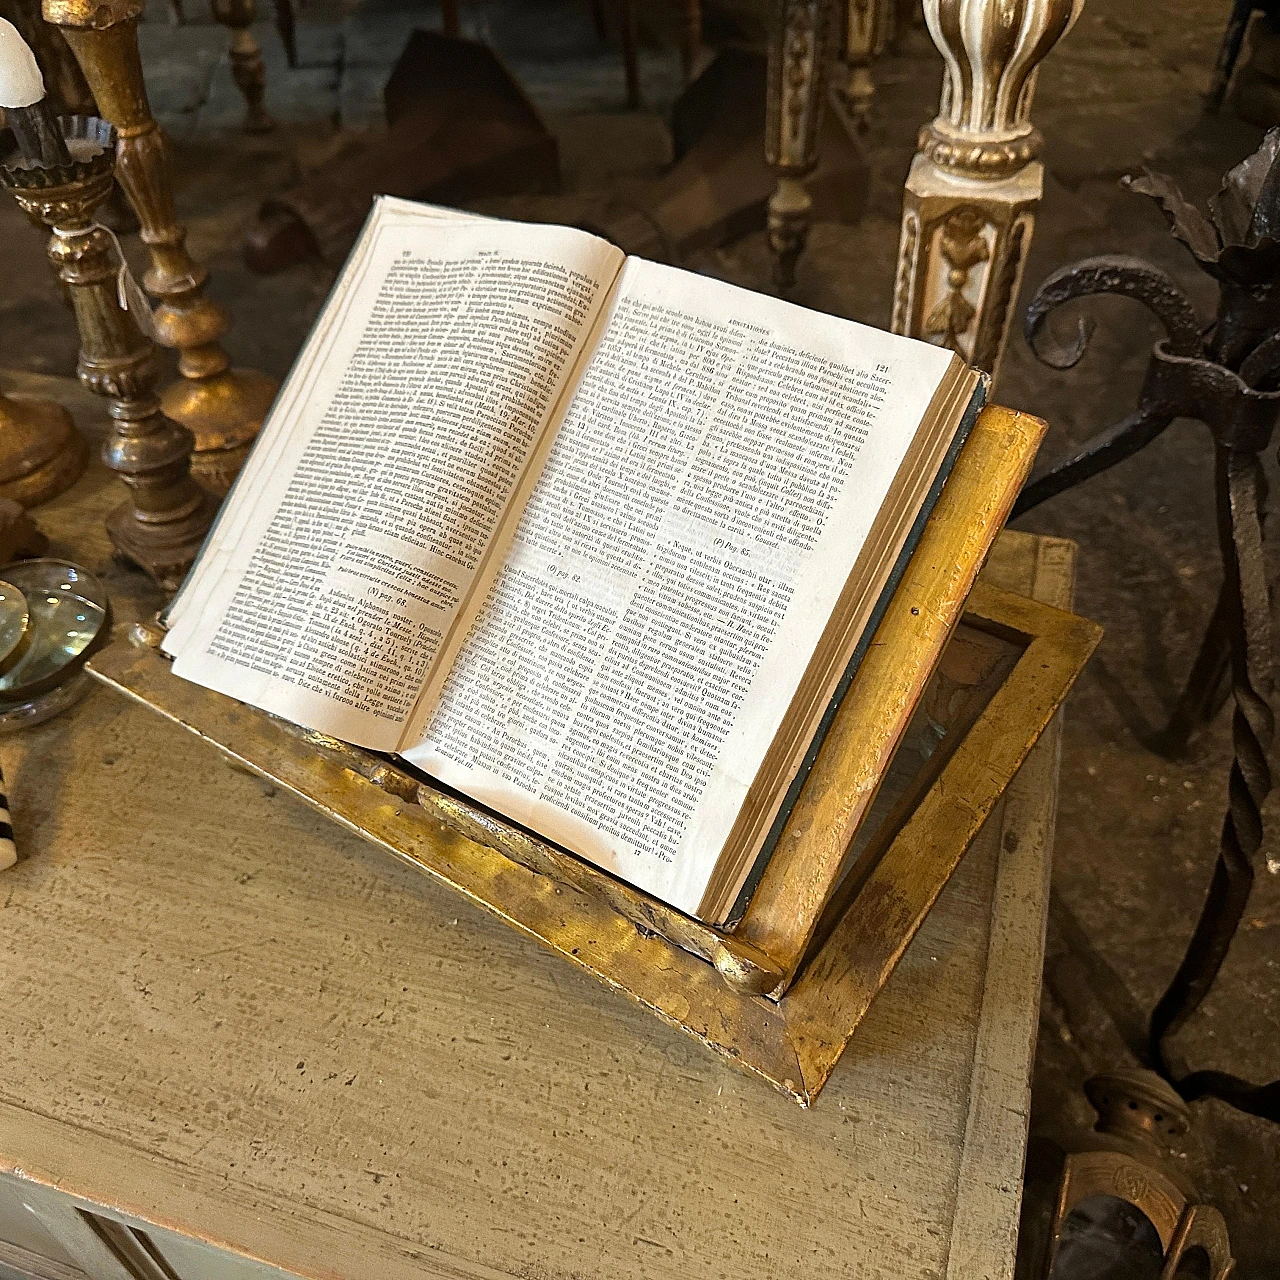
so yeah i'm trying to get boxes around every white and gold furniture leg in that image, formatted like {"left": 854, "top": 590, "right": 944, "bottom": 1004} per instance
{"left": 765, "top": 0, "right": 841, "bottom": 289}
{"left": 890, "top": 0, "right": 1084, "bottom": 379}
{"left": 839, "top": 0, "right": 893, "bottom": 131}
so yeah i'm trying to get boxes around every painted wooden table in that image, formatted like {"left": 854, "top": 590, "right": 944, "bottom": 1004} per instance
{"left": 0, "top": 371, "right": 1071, "bottom": 1280}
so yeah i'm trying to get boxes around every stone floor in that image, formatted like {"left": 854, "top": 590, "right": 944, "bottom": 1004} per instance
{"left": 2, "top": 0, "right": 1279, "bottom": 1274}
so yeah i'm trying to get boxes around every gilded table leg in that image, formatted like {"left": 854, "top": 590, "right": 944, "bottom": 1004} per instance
{"left": 890, "top": 0, "right": 1084, "bottom": 380}
{"left": 44, "top": 0, "right": 280, "bottom": 496}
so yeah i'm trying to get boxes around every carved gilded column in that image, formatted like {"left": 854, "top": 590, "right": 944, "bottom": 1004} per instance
{"left": 765, "top": 0, "right": 840, "bottom": 289}
{"left": 891, "top": 0, "right": 1084, "bottom": 379}
{"left": 43, "top": 0, "right": 279, "bottom": 494}
{"left": 839, "top": 0, "right": 893, "bottom": 130}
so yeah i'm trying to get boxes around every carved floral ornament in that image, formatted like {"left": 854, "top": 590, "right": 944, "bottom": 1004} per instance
{"left": 923, "top": 205, "right": 990, "bottom": 354}
{"left": 922, "top": 0, "right": 1084, "bottom": 176}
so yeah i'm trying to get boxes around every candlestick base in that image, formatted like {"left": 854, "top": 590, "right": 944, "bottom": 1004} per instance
{"left": 0, "top": 393, "right": 89, "bottom": 508}
{"left": 160, "top": 366, "right": 277, "bottom": 495}
{"left": 105, "top": 488, "right": 219, "bottom": 592}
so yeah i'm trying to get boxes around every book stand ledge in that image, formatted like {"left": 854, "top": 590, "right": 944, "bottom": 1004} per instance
{"left": 87, "top": 407, "right": 1101, "bottom": 1104}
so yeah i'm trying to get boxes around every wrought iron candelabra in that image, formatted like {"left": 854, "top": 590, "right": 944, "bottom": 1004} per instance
{"left": 1017, "top": 130, "right": 1280, "bottom": 1123}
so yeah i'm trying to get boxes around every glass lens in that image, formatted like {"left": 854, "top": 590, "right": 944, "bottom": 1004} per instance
{"left": 0, "top": 560, "right": 108, "bottom": 696}
{"left": 0, "top": 582, "right": 29, "bottom": 676}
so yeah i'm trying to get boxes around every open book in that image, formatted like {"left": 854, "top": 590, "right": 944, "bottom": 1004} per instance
{"left": 164, "top": 196, "right": 984, "bottom": 923}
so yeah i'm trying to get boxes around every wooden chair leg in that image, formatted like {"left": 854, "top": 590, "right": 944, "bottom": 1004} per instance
{"left": 620, "top": 0, "right": 641, "bottom": 109}
{"left": 587, "top": 0, "right": 608, "bottom": 41}
{"left": 441, "top": 0, "right": 461, "bottom": 38}
{"left": 681, "top": 0, "right": 702, "bottom": 84}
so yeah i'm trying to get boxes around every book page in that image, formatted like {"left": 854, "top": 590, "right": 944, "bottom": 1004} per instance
{"left": 404, "top": 257, "right": 957, "bottom": 916}
{"left": 163, "top": 202, "right": 624, "bottom": 749}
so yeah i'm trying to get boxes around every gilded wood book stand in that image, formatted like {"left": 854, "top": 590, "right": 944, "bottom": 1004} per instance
{"left": 87, "top": 405, "right": 1100, "bottom": 1104}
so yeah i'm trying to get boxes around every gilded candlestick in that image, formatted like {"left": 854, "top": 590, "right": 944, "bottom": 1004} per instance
{"left": 1, "top": 117, "right": 217, "bottom": 590}
{"left": 43, "top": 0, "right": 278, "bottom": 494}
{"left": 0, "top": 392, "right": 88, "bottom": 508}
{"left": 211, "top": 0, "right": 274, "bottom": 134}
{"left": 0, "top": 15, "right": 87, "bottom": 506}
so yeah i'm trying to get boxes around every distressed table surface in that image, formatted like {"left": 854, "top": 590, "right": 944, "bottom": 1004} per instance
{"left": 0, "top": 372, "right": 1072, "bottom": 1280}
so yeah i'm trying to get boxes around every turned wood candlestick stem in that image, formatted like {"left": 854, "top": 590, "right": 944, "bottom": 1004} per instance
{"left": 1, "top": 117, "right": 216, "bottom": 590}
{"left": 43, "top": 0, "right": 278, "bottom": 495}
{"left": 211, "top": 0, "right": 274, "bottom": 134}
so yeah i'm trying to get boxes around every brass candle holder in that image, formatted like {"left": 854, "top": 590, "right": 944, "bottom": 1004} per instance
{"left": 43, "top": 0, "right": 279, "bottom": 494}
{"left": 1, "top": 117, "right": 216, "bottom": 590}
{"left": 0, "top": 391, "right": 87, "bottom": 508}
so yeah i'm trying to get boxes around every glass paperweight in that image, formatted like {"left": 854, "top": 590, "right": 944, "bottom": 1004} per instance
{"left": 0, "top": 559, "right": 111, "bottom": 733}
{"left": 0, "top": 581, "right": 31, "bottom": 676}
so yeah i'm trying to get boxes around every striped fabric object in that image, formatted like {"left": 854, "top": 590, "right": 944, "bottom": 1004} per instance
{"left": 0, "top": 765, "right": 14, "bottom": 870}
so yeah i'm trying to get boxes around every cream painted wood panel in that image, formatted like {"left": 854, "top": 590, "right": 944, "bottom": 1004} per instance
{"left": 0, "top": 1180, "right": 84, "bottom": 1276}
{"left": 0, "top": 1171, "right": 292, "bottom": 1280}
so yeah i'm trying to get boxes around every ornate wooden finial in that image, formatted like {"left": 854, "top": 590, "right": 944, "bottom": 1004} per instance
{"left": 892, "top": 0, "right": 1084, "bottom": 378}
